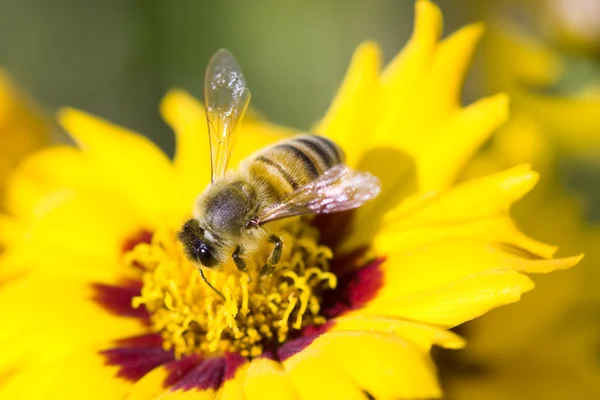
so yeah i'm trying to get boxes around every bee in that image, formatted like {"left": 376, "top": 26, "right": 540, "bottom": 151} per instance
{"left": 178, "top": 49, "right": 381, "bottom": 295}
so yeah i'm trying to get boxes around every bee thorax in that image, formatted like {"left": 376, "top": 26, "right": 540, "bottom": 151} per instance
{"left": 204, "top": 183, "right": 254, "bottom": 234}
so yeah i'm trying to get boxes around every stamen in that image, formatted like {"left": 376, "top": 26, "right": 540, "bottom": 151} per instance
{"left": 130, "top": 221, "right": 335, "bottom": 358}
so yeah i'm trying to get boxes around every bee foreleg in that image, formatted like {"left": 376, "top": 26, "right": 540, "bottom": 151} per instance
{"left": 260, "top": 235, "right": 283, "bottom": 276}
{"left": 232, "top": 245, "right": 247, "bottom": 272}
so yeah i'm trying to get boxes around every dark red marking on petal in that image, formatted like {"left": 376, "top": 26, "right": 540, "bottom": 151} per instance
{"left": 223, "top": 352, "right": 247, "bottom": 380}
{"left": 163, "top": 353, "right": 245, "bottom": 391}
{"left": 329, "top": 247, "right": 368, "bottom": 279}
{"left": 91, "top": 280, "right": 149, "bottom": 322}
{"left": 122, "top": 229, "right": 153, "bottom": 254}
{"left": 114, "top": 334, "right": 164, "bottom": 347}
{"left": 170, "top": 357, "right": 226, "bottom": 392}
{"left": 322, "top": 257, "right": 385, "bottom": 318}
{"left": 346, "top": 257, "right": 385, "bottom": 306}
{"left": 301, "top": 320, "right": 334, "bottom": 337}
{"left": 277, "top": 334, "right": 321, "bottom": 362}
{"left": 313, "top": 210, "right": 355, "bottom": 250}
{"left": 100, "top": 334, "right": 175, "bottom": 382}
{"left": 259, "top": 332, "right": 325, "bottom": 363}
{"left": 163, "top": 354, "right": 202, "bottom": 388}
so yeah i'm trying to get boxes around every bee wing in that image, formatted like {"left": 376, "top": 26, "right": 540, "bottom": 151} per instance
{"left": 253, "top": 164, "right": 381, "bottom": 225}
{"left": 204, "top": 49, "right": 251, "bottom": 181}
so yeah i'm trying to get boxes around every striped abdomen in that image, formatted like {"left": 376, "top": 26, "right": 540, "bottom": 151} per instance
{"left": 247, "top": 134, "right": 345, "bottom": 197}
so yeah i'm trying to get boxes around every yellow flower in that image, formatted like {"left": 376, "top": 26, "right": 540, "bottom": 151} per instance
{"left": 437, "top": 3, "right": 600, "bottom": 397}
{"left": 0, "top": 1, "right": 579, "bottom": 399}
{"left": 482, "top": 8, "right": 600, "bottom": 153}
{"left": 0, "top": 69, "right": 48, "bottom": 206}
{"left": 442, "top": 115, "right": 600, "bottom": 399}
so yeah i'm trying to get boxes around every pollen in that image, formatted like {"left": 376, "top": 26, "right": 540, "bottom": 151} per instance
{"left": 128, "top": 221, "right": 336, "bottom": 358}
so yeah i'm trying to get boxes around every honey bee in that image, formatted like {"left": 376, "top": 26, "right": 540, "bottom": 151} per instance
{"left": 178, "top": 49, "right": 381, "bottom": 294}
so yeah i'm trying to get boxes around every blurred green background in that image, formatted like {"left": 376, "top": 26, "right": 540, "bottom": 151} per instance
{"left": 0, "top": 0, "right": 481, "bottom": 155}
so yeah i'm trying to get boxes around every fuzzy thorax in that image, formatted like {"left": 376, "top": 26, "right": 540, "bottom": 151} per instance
{"left": 129, "top": 221, "right": 335, "bottom": 358}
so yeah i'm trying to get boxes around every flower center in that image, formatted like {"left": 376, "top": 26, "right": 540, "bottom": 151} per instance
{"left": 128, "top": 221, "right": 336, "bottom": 358}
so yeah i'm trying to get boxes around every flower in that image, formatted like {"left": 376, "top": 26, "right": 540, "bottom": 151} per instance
{"left": 0, "top": 69, "right": 48, "bottom": 207}
{"left": 481, "top": 3, "right": 600, "bottom": 153}
{"left": 434, "top": 3, "right": 600, "bottom": 396}
{"left": 440, "top": 115, "right": 600, "bottom": 400}
{"left": 0, "top": 1, "right": 580, "bottom": 399}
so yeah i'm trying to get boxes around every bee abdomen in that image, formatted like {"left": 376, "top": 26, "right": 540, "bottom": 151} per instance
{"left": 248, "top": 134, "right": 344, "bottom": 195}
{"left": 294, "top": 135, "right": 344, "bottom": 168}
{"left": 254, "top": 155, "right": 301, "bottom": 190}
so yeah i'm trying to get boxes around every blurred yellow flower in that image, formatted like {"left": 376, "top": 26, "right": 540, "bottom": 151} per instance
{"left": 0, "top": 69, "right": 48, "bottom": 206}
{"left": 482, "top": 2, "right": 600, "bottom": 153}
{"left": 438, "top": 1, "right": 600, "bottom": 398}
{"left": 0, "top": 1, "right": 579, "bottom": 399}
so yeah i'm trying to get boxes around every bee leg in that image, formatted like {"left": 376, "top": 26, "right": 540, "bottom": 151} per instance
{"left": 232, "top": 245, "right": 247, "bottom": 272}
{"left": 198, "top": 267, "right": 226, "bottom": 301}
{"left": 260, "top": 235, "right": 283, "bottom": 276}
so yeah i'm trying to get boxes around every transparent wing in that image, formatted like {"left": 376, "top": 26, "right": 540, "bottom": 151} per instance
{"left": 253, "top": 165, "right": 381, "bottom": 225}
{"left": 204, "top": 49, "right": 251, "bottom": 181}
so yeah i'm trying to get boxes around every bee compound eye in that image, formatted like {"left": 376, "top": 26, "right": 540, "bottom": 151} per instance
{"left": 198, "top": 247, "right": 218, "bottom": 268}
{"left": 192, "top": 238, "right": 218, "bottom": 268}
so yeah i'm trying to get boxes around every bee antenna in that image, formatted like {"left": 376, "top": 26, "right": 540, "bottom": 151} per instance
{"left": 197, "top": 267, "right": 226, "bottom": 301}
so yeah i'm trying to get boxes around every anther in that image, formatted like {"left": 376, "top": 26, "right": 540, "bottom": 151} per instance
{"left": 131, "top": 224, "right": 335, "bottom": 358}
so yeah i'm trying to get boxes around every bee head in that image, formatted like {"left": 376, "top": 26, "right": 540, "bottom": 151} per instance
{"left": 178, "top": 219, "right": 219, "bottom": 268}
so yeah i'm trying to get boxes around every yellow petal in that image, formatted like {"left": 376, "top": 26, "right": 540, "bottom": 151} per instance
{"left": 3, "top": 146, "right": 92, "bottom": 221}
{"left": 372, "top": 240, "right": 574, "bottom": 301}
{"left": 123, "top": 363, "right": 171, "bottom": 400}
{"left": 374, "top": 216, "right": 553, "bottom": 260}
{"left": 157, "top": 387, "right": 217, "bottom": 400}
{"left": 378, "top": 164, "right": 558, "bottom": 258}
{"left": 0, "top": 68, "right": 48, "bottom": 203}
{"left": 1, "top": 144, "right": 165, "bottom": 271}
{"left": 363, "top": 268, "right": 534, "bottom": 327}
{"left": 0, "top": 342, "right": 152, "bottom": 400}
{"left": 0, "top": 251, "right": 137, "bottom": 285}
{"left": 0, "top": 193, "right": 142, "bottom": 280}
{"left": 329, "top": 314, "right": 465, "bottom": 350}
{"left": 509, "top": 253, "right": 582, "bottom": 274}
{"left": 57, "top": 108, "right": 183, "bottom": 224}
{"left": 0, "top": 277, "right": 146, "bottom": 373}
{"left": 390, "top": 164, "right": 538, "bottom": 222}
{"left": 372, "top": 0, "right": 442, "bottom": 147}
{"left": 340, "top": 149, "right": 417, "bottom": 252}
{"left": 423, "top": 23, "right": 485, "bottom": 114}
{"left": 160, "top": 89, "right": 211, "bottom": 203}
{"left": 243, "top": 358, "right": 300, "bottom": 400}
{"left": 380, "top": 0, "right": 442, "bottom": 93}
{"left": 297, "top": 331, "right": 442, "bottom": 399}
{"left": 124, "top": 356, "right": 245, "bottom": 400}
{"left": 410, "top": 0, "right": 444, "bottom": 49}
{"left": 282, "top": 349, "right": 368, "bottom": 400}
{"left": 315, "top": 42, "right": 381, "bottom": 165}
{"left": 216, "top": 361, "right": 249, "bottom": 400}
{"left": 418, "top": 93, "right": 509, "bottom": 190}
{"left": 0, "top": 358, "right": 62, "bottom": 399}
